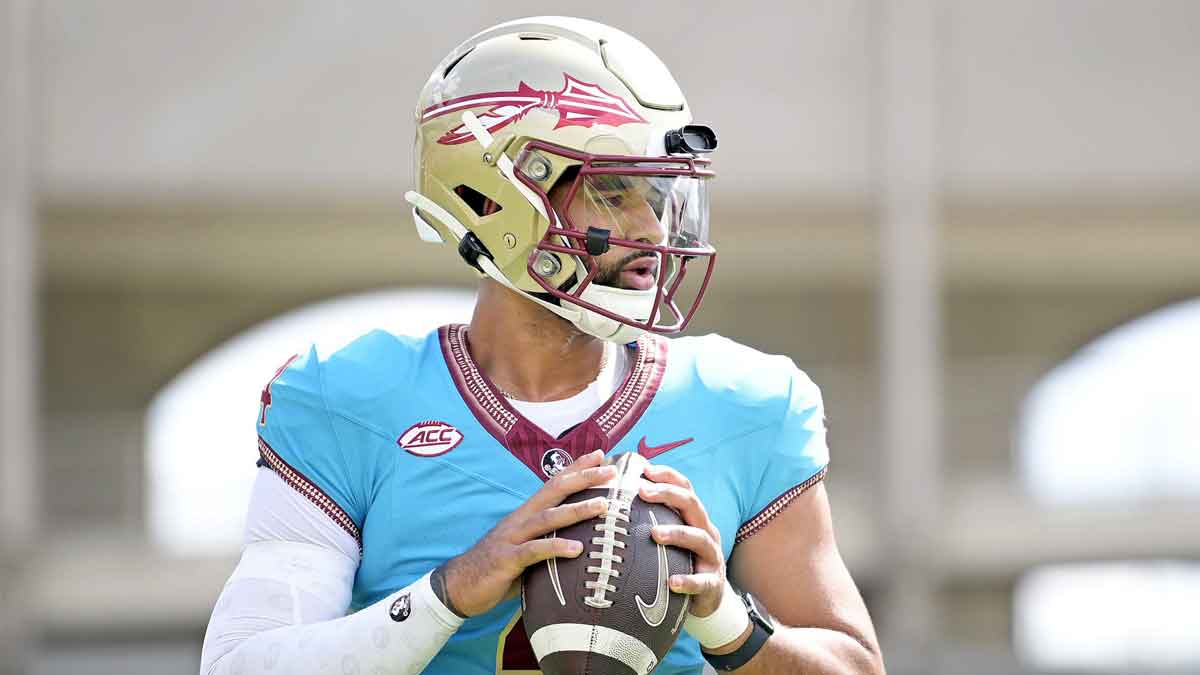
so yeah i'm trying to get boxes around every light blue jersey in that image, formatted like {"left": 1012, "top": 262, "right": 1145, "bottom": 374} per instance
{"left": 256, "top": 324, "right": 828, "bottom": 674}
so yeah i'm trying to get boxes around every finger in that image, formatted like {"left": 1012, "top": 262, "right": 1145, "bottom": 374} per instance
{"left": 523, "top": 464, "right": 616, "bottom": 513}
{"left": 639, "top": 483, "right": 717, "bottom": 541}
{"left": 512, "top": 496, "right": 609, "bottom": 541}
{"left": 642, "top": 463, "right": 693, "bottom": 491}
{"left": 558, "top": 449, "right": 606, "bottom": 476}
{"left": 512, "top": 537, "right": 585, "bottom": 569}
{"left": 668, "top": 571, "right": 725, "bottom": 597}
{"left": 651, "top": 524, "right": 722, "bottom": 565}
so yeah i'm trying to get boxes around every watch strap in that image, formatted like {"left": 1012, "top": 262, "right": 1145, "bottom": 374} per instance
{"left": 703, "top": 618, "right": 771, "bottom": 672}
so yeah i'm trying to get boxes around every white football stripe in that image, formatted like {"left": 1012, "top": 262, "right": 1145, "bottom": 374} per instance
{"left": 529, "top": 623, "right": 658, "bottom": 674}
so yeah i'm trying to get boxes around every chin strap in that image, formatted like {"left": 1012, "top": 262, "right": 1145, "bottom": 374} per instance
{"left": 406, "top": 111, "right": 654, "bottom": 343}
{"left": 575, "top": 280, "right": 655, "bottom": 342}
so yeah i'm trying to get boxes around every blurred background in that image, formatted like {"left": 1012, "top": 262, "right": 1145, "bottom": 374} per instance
{"left": 2, "top": 1, "right": 1199, "bottom": 674}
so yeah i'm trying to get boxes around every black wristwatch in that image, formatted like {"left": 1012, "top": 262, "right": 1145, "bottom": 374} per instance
{"left": 703, "top": 590, "right": 776, "bottom": 672}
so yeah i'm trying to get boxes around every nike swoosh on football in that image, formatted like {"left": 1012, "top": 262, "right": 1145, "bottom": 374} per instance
{"left": 636, "top": 436, "right": 693, "bottom": 458}
{"left": 636, "top": 511, "right": 670, "bottom": 627}
{"left": 547, "top": 531, "right": 566, "bottom": 607}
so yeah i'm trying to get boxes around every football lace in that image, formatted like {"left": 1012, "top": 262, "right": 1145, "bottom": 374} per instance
{"left": 583, "top": 489, "right": 632, "bottom": 609}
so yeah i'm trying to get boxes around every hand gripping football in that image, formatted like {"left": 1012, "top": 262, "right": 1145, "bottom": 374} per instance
{"left": 522, "top": 452, "right": 694, "bottom": 675}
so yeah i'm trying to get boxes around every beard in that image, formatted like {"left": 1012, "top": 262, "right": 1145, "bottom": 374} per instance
{"left": 592, "top": 250, "right": 657, "bottom": 289}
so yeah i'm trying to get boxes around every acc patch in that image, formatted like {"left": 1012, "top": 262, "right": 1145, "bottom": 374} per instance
{"left": 398, "top": 421, "right": 463, "bottom": 457}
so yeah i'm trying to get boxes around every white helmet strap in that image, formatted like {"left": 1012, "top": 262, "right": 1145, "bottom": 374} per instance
{"left": 403, "top": 190, "right": 583, "bottom": 326}
{"left": 456, "top": 112, "right": 550, "bottom": 222}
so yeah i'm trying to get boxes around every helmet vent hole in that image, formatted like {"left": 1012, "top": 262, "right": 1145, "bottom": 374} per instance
{"left": 518, "top": 33, "right": 555, "bottom": 41}
{"left": 442, "top": 48, "right": 474, "bottom": 78}
{"left": 454, "top": 185, "right": 502, "bottom": 218}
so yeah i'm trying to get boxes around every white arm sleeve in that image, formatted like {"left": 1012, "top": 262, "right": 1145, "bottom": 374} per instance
{"left": 200, "top": 468, "right": 464, "bottom": 675}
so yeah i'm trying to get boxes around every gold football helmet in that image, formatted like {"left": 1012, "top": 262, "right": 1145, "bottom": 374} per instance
{"left": 407, "top": 16, "right": 717, "bottom": 343}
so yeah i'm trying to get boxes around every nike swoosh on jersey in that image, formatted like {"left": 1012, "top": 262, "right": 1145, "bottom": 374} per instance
{"left": 637, "top": 436, "right": 694, "bottom": 458}
{"left": 636, "top": 511, "right": 670, "bottom": 627}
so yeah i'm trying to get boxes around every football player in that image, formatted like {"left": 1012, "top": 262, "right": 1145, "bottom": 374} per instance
{"left": 200, "top": 16, "right": 883, "bottom": 675}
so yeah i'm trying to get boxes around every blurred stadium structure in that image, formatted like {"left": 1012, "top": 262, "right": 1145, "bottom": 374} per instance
{"left": 2, "top": 1, "right": 1199, "bottom": 674}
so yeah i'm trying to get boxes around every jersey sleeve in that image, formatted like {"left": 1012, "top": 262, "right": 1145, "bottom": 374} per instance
{"left": 256, "top": 346, "right": 364, "bottom": 548}
{"left": 735, "top": 363, "right": 830, "bottom": 545}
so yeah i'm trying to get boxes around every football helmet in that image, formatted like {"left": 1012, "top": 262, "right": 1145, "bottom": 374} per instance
{"left": 406, "top": 16, "right": 717, "bottom": 343}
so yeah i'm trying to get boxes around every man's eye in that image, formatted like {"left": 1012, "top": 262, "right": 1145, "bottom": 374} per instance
{"left": 596, "top": 193, "right": 625, "bottom": 208}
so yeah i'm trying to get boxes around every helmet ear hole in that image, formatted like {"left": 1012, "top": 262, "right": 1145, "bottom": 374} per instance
{"left": 453, "top": 185, "right": 503, "bottom": 218}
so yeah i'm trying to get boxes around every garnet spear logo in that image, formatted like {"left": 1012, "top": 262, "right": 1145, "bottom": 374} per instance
{"left": 422, "top": 73, "right": 648, "bottom": 145}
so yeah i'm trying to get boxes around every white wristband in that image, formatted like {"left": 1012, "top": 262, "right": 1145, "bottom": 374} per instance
{"left": 683, "top": 581, "right": 750, "bottom": 649}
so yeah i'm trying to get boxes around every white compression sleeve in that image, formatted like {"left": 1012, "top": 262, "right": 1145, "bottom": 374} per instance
{"left": 200, "top": 470, "right": 464, "bottom": 675}
{"left": 203, "top": 558, "right": 463, "bottom": 675}
{"left": 243, "top": 466, "right": 361, "bottom": 558}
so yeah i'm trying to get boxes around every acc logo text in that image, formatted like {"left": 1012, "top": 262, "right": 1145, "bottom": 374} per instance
{"left": 398, "top": 421, "right": 464, "bottom": 457}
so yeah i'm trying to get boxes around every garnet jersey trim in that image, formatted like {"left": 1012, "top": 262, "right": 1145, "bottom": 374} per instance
{"left": 596, "top": 335, "right": 667, "bottom": 440}
{"left": 438, "top": 324, "right": 667, "bottom": 481}
{"left": 257, "top": 436, "right": 362, "bottom": 549}
{"left": 440, "top": 324, "right": 519, "bottom": 440}
{"left": 734, "top": 467, "right": 828, "bottom": 545}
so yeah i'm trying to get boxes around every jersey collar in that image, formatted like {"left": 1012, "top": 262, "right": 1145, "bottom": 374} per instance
{"left": 438, "top": 324, "right": 667, "bottom": 480}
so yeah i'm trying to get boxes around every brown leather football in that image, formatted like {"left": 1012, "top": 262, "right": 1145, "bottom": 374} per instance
{"left": 522, "top": 452, "right": 694, "bottom": 675}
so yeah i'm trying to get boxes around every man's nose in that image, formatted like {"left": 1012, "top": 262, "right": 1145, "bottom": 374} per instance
{"left": 623, "top": 201, "right": 667, "bottom": 245}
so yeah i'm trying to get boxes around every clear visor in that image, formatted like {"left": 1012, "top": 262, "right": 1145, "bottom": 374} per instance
{"left": 576, "top": 171, "right": 711, "bottom": 252}
{"left": 515, "top": 141, "right": 718, "bottom": 333}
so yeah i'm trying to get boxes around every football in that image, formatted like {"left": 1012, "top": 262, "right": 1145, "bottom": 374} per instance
{"left": 522, "top": 452, "right": 694, "bottom": 675}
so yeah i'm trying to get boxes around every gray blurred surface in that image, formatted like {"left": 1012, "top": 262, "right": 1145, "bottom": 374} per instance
{"left": 37, "top": 1, "right": 1200, "bottom": 199}
{"left": 33, "top": 643, "right": 199, "bottom": 675}
{"left": 5, "top": 1, "right": 1200, "bottom": 674}
{"left": 875, "top": 0, "right": 943, "bottom": 658}
{"left": 2, "top": 1, "right": 38, "bottom": 673}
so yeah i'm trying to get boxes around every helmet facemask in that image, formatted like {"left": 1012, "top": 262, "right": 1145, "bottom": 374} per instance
{"left": 514, "top": 140, "right": 716, "bottom": 342}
